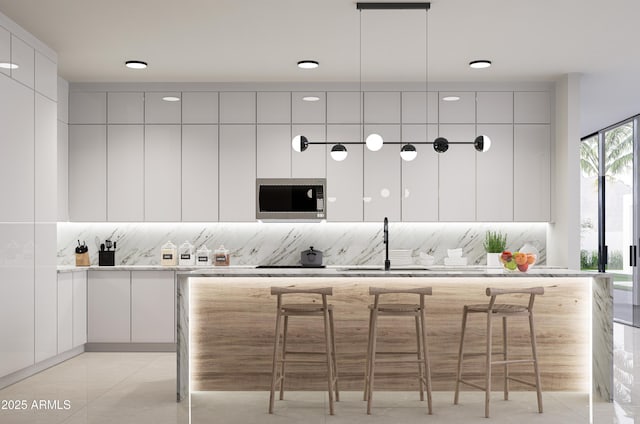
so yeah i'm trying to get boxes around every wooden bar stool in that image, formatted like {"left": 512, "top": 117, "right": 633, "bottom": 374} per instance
{"left": 363, "top": 287, "right": 433, "bottom": 415}
{"left": 454, "top": 287, "right": 544, "bottom": 418}
{"left": 268, "top": 287, "right": 339, "bottom": 415}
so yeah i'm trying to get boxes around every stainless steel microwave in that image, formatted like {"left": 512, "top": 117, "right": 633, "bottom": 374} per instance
{"left": 256, "top": 178, "right": 326, "bottom": 220}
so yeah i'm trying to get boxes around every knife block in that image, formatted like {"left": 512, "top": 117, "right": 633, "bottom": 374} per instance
{"left": 99, "top": 251, "right": 115, "bottom": 266}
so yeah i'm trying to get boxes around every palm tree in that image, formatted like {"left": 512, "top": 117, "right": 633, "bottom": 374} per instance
{"left": 580, "top": 123, "right": 633, "bottom": 182}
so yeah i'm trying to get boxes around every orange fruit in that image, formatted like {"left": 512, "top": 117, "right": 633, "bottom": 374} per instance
{"left": 526, "top": 254, "right": 536, "bottom": 265}
{"left": 514, "top": 253, "right": 527, "bottom": 266}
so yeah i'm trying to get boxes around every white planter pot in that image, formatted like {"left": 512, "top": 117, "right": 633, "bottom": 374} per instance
{"left": 486, "top": 252, "right": 501, "bottom": 267}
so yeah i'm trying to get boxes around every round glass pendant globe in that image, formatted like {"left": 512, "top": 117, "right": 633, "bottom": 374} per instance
{"left": 292, "top": 135, "right": 304, "bottom": 152}
{"left": 366, "top": 133, "right": 384, "bottom": 151}
{"left": 330, "top": 148, "right": 348, "bottom": 161}
{"left": 400, "top": 144, "right": 417, "bottom": 161}
{"left": 474, "top": 135, "right": 492, "bottom": 153}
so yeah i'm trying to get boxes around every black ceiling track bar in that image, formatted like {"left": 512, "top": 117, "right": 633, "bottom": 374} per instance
{"left": 356, "top": 2, "right": 431, "bottom": 10}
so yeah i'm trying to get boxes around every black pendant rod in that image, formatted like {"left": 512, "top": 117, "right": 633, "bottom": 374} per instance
{"left": 357, "top": 2, "right": 431, "bottom": 10}
{"left": 305, "top": 141, "right": 475, "bottom": 146}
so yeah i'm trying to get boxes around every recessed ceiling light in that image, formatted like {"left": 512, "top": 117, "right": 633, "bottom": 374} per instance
{"left": 297, "top": 60, "right": 319, "bottom": 69}
{"left": 469, "top": 60, "right": 492, "bottom": 69}
{"left": 302, "top": 96, "right": 320, "bottom": 102}
{"left": 125, "top": 60, "right": 148, "bottom": 69}
{"left": 442, "top": 96, "right": 460, "bottom": 102}
{"left": 162, "top": 96, "right": 180, "bottom": 102}
{"left": 0, "top": 62, "right": 19, "bottom": 69}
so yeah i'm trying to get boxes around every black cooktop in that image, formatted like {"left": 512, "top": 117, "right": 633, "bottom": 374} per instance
{"left": 255, "top": 265, "right": 326, "bottom": 269}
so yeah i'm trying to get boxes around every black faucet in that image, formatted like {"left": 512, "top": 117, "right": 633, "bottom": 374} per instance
{"left": 384, "top": 217, "right": 390, "bottom": 271}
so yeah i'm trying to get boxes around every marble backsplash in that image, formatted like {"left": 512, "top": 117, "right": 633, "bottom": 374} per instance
{"left": 57, "top": 222, "right": 547, "bottom": 267}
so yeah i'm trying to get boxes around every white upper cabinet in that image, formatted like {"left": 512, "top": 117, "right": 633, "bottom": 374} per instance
{"left": 145, "top": 125, "right": 181, "bottom": 221}
{"left": 11, "top": 35, "right": 34, "bottom": 88}
{"left": 220, "top": 92, "right": 256, "bottom": 123}
{"left": 438, "top": 124, "right": 476, "bottom": 221}
{"left": 364, "top": 92, "right": 401, "bottom": 123}
{"left": 219, "top": 125, "right": 256, "bottom": 221}
{"left": 69, "top": 92, "right": 107, "bottom": 124}
{"left": 476, "top": 92, "right": 513, "bottom": 124}
{"left": 145, "top": 92, "right": 181, "bottom": 124}
{"left": 476, "top": 124, "right": 514, "bottom": 221}
{"left": 108, "top": 92, "right": 144, "bottom": 124}
{"left": 514, "top": 124, "right": 550, "bottom": 221}
{"left": 439, "top": 92, "right": 475, "bottom": 124}
{"left": 182, "top": 125, "right": 219, "bottom": 222}
{"left": 69, "top": 125, "right": 106, "bottom": 221}
{"left": 291, "top": 124, "right": 325, "bottom": 178}
{"left": 182, "top": 92, "right": 218, "bottom": 124}
{"left": 514, "top": 92, "right": 551, "bottom": 124}
{"left": 0, "top": 26, "right": 9, "bottom": 76}
{"left": 0, "top": 77, "right": 34, "bottom": 222}
{"left": 327, "top": 92, "right": 361, "bottom": 124}
{"left": 35, "top": 94, "right": 57, "bottom": 222}
{"left": 257, "top": 92, "right": 290, "bottom": 123}
{"left": 401, "top": 124, "right": 438, "bottom": 221}
{"left": 364, "top": 125, "right": 401, "bottom": 222}
{"left": 326, "top": 125, "right": 363, "bottom": 221}
{"left": 107, "top": 125, "right": 144, "bottom": 221}
{"left": 401, "top": 92, "right": 438, "bottom": 124}
{"left": 131, "top": 271, "right": 175, "bottom": 343}
{"left": 57, "top": 77, "right": 69, "bottom": 123}
{"left": 34, "top": 52, "right": 57, "bottom": 101}
{"left": 257, "top": 124, "right": 291, "bottom": 178}
{"left": 292, "top": 92, "right": 325, "bottom": 123}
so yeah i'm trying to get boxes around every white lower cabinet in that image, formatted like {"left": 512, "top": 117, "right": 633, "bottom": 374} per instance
{"left": 131, "top": 271, "right": 175, "bottom": 343}
{"left": 72, "top": 271, "right": 87, "bottom": 347}
{"left": 57, "top": 274, "right": 73, "bottom": 354}
{"left": 88, "top": 271, "right": 131, "bottom": 343}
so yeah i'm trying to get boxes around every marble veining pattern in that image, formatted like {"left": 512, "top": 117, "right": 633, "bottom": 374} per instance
{"left": 57, "top": 222, "right": 546, "bottom": 267}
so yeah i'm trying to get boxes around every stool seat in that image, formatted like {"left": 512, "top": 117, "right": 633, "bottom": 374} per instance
{"left": 466, "top": 303, "right": 528, "bottom": 314}
{"left": 368, "top": 303, "right": 420, "bottom": 313}
{"left": 282, "top": 303, "right": 333, "bottom": 313}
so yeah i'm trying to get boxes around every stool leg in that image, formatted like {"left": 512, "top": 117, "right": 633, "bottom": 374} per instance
{"left": 529, "top": 311, "right": 543, "bottom": 413}
{"left": 269, "top": 307, "right": 282, "bottom": 414}
{"left": 415, "top": 315, "right": 425, "bottom": 401}
{"left": 454, "top": 306, "right": 469, "bottom": 405}
{"left": 503, "top": 316, "right": 508, "bottom": 401}
{"left": 279, "top": 315, "right": 289, "bottom": 400}
{"left": 329, "top": 308, "right": 340, "bottom": 401}
{"left": 322, "top": 307, "right": 335, "bottom": 415}
{"left": 419, "top": 307, "right": 433, "bottom": 415}
{"left": 485, "top": 312, "right": 493, "bottom": 418}
{"left": 366, "top": 309, "right": 379, "bottom": 415}
{"left": 364, "top": 308, "right": 374, "bottom": 401}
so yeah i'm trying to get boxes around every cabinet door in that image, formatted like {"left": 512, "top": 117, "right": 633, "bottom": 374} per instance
{"left": 438, "top": 125, "right": 476, "bottom": 221}
{"left": 220, "top": 92, "right": 256, "bottom": 124}
{"left": 145, "top": 92, "right": 181, "bottom": 124}
{"left": 402, "top": 124, "right": 438, "bottom": 221}
{"left": 57, "top": 273, "right": 73, "bottom": 353}
{"left": 182, "top": 125, "right": 219, "bottom": 221}
{"left": 402, "top": 92, "right": 438, "bottom": 124}
{"left": 35, "top": 224, "right": 57, "bottom": 362}
{"left": 72, "top": 271, "right": 87, "bottom": 347}
{"left": 69, "top": 92, "right": 106, "bottom": 124}
{"left": 257, "top": 92, "right": 290, "bottom": 124}
{"left": 69, "top": 125, "right": 106, "bottom": 221}
{"left": 182, "top": 92, "right": 218, "bottom": 124}
{"left": 108, "top": 125, "right": 144, "bottom": 221}
{"left": 145, "top": 125, "right": 181, "bottom": 221}
{"left": 439, "top": 92, "right": 475, "bottom": 124}
{"left": 0, "top": 223, "right": 34, "bottom": 377}
{"left": 291, "top": 124, "right": 325, "bottom": 178}
{"left": 0, "top": 76, "right": 34, "bottom": 222}
{"left": 514, "top": 125, "right": 550, "bottom": 221}
{"left": 219, "top": 125, "right": 256, "bottom": 221}
{"left": 88, "top": 271, "right": 130, "bottom": 343}
{"left": 11, "top": 35, "right": 34, "bottom": 88}
{"left": 0, "top": 26, "right": 9, "bottom": 76}
{"left": 364, "top": 92, "right": 401, "bottom": 124}
{"left": 257, "top": 125, "right": 291, "bottom": 178}
{"left": 327, "top": 92, "right": 361, "bottom": 124}
{"left": 107, "top": 92, "right": 144, "bottom": 124}
{"left": 477, "top": 92, "right": 513, "bottom": 124}
{"left": 57, "top": 122, "right": 69, "bottom": 221}
{"left": 35, "top": 94, "right": 57, "bottom": 222}
{"left": 326, "top": 125, "right": 363, "bottom": 221}
{"left": 514, "top": 92, "right": 550, "bottom": 124}
{"left": 292, "top": 92, "right": 325, "bottom": 123}
{"left": 476, "top": 124, "right": 514, "bottom": 221}
{"left": 35, "top": 52, "right": 57, "bottom": 101}
{"left": 131, "top": 271, "right": 175, "bottom": 343}
{"left": 364, "top": 125, "right": 401, "bottom": 222}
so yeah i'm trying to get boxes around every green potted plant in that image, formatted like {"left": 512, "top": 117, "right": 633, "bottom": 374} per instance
{"left": 484, "top": 230, "right": 507, "bottom": 267}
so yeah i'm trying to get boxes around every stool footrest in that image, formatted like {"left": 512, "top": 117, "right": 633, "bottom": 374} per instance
{"left": 375, "top": 350, "right": 421, "bottom": 355}
{"left": 458, "top": 379, "right": 486, "bottom": 391}
{"left": 278, "top": 358, "right": 331, "bottom": 364}
{"left": 283, "top": 350, "right": 329, "bottom": 355}
{"left": 507, "top": 376, "right": 538, "bottom": 387}
{"left": 374, "top": 359, "right": 425, "bottom": 364}
{"left": 491, "top": 359, "right": 535, "bottom": 366}
{"left": 460, "top": 351, "right": 505, "bottom": 357}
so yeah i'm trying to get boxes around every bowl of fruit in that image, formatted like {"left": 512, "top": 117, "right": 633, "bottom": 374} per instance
{"left": 500, "top": 250, "right": 536, "bottom": 272}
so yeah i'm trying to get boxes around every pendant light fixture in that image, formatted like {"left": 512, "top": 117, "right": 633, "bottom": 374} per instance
{"left": 330, "top": 144, "right": 348, "bottom": 161}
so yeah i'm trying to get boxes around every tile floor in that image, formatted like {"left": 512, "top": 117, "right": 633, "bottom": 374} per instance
{"left": 1, "top": 323, "right": 637, "bottom": 423}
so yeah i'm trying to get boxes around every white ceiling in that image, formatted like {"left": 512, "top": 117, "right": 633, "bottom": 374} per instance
{"left": 0, "top": 0, "right": 638, "bottom": 84}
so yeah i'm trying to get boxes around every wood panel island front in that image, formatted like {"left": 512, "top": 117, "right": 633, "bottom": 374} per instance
{"left": 175, "top": 267, "right": 612, "bottom": 411}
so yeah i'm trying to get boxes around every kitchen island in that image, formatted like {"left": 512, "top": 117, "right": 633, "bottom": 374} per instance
{"left": 176, "top": 267, "right": 612, "bottom": 407}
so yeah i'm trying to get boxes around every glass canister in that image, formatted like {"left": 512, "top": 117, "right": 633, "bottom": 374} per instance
{"left": 196, "top": 246, "right": 212, "bottom": 266}
{"left": 161, "top": 241, "right": 177, "bottom": 266}
{"left": 214, "top": 245, "right": 230, "bottom": 266}
{"left": 178, "top": 241, "right": 195, "bottom": 266}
